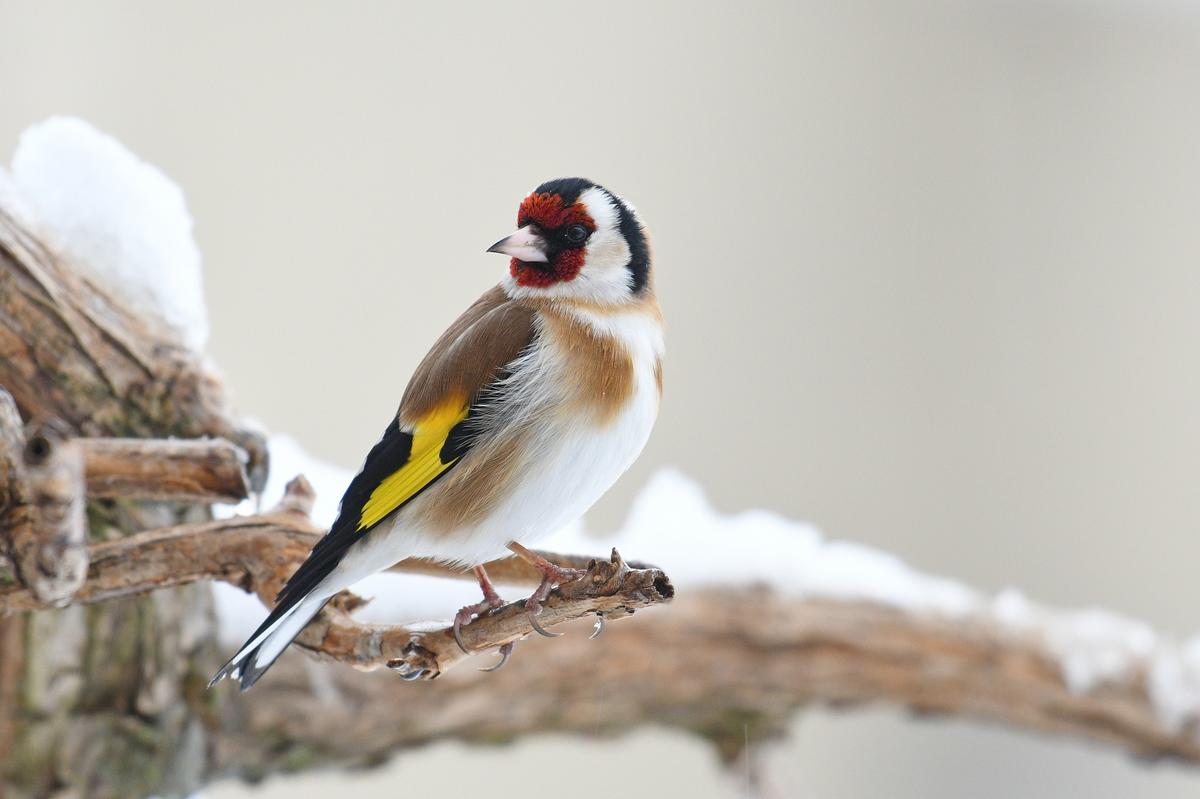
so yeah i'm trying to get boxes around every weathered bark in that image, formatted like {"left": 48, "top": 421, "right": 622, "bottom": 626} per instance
{"left": 79, "top": 437, "right": 251, "bottom": 504}
{"left": 0, "top": 391, "right": 87, "bottom": 605}
{"left": 0, "top": 208, "right": 262, "bottom": 799}
{"left": 0, "top": 209, "right": 267, "bottom": 484}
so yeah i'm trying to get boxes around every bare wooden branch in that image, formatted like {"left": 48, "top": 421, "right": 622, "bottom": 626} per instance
{"left": 0, "top": 489, "right": 320, "bottom": 613}
{"left": 0, "top": 477, "right": 674, "bottom": 680}
{"left": 3, "top": 469, "right": 1198, "bottom": 768}
{"left": 0, "top": 390, "right": 86, "bottom": 605}
{"left": 0, "top": 476, "right": 647, "bottom": 611}
{"left": 215, "top": 590, "right": 1200, "bottom": 777}
{"left": 0, "top": 209, "right": 267, "bottom": 489}
{"left": 79, "top": 436, "right": 251, "bottom": 503}
{"left": 312, "top": 547, "right": 672, "bottom": 679}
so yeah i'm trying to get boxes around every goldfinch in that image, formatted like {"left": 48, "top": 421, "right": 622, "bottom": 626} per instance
{"left": 211, "top": 178, "right": 662, "bottom": 690}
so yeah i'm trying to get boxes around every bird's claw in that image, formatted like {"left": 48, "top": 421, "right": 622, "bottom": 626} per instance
{"left": 453, "top": 617, "right": 471, "bottom": 655}
{"left": 589, "top": 614, "right": 605, "bottom": 640}
{"left": 398, "top": 666, "right": 427, "bottom": 681}
{"left": 528, "top": 606, "right": 562, "bottom": 638}
{"left": 453, "top": 594, "right": 505, "bottom": 655}
{"left": 479, "top": 642, "right": 514, "bottom": 672}
{"left": 519, "top": 559, "right": 584, "bottom": 639}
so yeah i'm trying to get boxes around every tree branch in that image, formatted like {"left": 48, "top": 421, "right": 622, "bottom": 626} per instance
{"left": 78, "top": 436, "right": 251, "bottom": 503}
{"left": 0, "top": 476, "right": 674, "bottom": 679}
{"left": 211, "top": 585, "right": 1200, "bottom": 772}
{"left": 316, "top": 547, "right": 672, "bottom": 679}
{"left": 216, "top": 590, "right": 1200, "bottom": 778}
{"left": 0, "top": 390, "right": 250, "bottom": 599}
{"left": 3, "top": 467, "right": 1196, "bottom": 769}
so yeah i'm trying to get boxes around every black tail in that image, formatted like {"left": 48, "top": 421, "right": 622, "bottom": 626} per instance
{"left": 209, "top": 594, "right": 331, "bottom": 691}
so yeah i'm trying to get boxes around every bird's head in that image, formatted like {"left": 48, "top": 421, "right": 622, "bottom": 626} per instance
{"left": 489, "top": 178, "right": 650, "bottom": 304}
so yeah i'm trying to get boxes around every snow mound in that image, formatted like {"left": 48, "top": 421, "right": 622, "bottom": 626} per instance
{"left": 4, "top": 117, "right": 208, "bottom": 350}
{"left": 542, "top": 468, "right": 981, "bottom": 617}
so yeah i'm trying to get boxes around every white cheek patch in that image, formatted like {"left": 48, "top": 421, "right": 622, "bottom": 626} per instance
{"left": 580, "top": 232, "right": 633, "bottom": 287}
{"left": 579, "top": 186, "right": 618, "bottom": 230}
{"left": 563, "top": 187, "right": 633, "bottom": 302}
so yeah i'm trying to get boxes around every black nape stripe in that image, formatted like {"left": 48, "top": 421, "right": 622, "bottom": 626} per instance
{"left": 604, "top": 190, "right": 651, "bottom": 294}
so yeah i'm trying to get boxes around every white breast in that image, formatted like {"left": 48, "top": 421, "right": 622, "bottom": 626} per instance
{"left": 331, "top": 307, "right": 663, "bottom": 584}
{"left": 443, "top": 306, "right": 663, "bottom": 564}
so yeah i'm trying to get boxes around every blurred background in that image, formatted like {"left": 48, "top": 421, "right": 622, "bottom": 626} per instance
{"left": 2, "top": 1, "right": 1198, "bottom": 796}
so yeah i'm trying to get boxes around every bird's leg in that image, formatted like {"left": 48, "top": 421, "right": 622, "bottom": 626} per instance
{"left": 507, "top": 541, "right": 586, "bottom": 638}
{"left": 453, "top": 565, "right": 506, "bottom": 655}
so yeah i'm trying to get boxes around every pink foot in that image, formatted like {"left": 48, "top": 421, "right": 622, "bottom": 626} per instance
{"left": 508, "top": 542, "right": 585, "bottom": 638}
{"left": 453, "top": 565, "right": 505, "bottom": 655}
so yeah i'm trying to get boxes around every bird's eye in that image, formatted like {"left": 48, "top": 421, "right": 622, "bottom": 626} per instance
{"left": 563, "top": 224, "right": 589, "bottom": 246}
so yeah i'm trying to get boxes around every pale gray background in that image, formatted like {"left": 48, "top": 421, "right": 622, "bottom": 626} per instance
{"left": 2, "top": 1, "right": 1199, "bottom": 796}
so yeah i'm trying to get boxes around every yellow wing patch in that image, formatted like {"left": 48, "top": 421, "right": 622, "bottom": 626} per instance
{"left": 357, "top": 400, "right": 469, "bottom": 531}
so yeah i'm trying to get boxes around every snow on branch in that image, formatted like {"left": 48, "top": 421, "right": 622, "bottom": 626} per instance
{"left": 4, "top": 117, "right": 208, "bottom": 349}
{"left": 0, "top": 196, "right": 267, "bottom": 488}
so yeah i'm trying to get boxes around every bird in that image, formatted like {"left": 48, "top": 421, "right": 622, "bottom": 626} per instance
{"left": 210, "top": 177, "right": 663, "bottom": 690}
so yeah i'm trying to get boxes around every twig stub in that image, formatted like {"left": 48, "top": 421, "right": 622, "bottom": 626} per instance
{"left": 79, "top": 437, "right": 252, "bottom": 503}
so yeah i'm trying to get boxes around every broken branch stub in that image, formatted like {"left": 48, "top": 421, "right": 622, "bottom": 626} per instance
{"left": 79, "top": 436, "right": 251, "bottom": 503}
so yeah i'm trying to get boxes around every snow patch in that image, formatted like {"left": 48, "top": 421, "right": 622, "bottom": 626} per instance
{"left": 541, "top": 468, "right": 982, "bottom": 617}
{"left": 1148, "top": 638, "right": 1200, "bottom": 733}
{"left": 4, "top": 117, "right": 208, "bottom": 349}
{"left": 992, "top": 588, "right": 1157, "bottom": 693}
